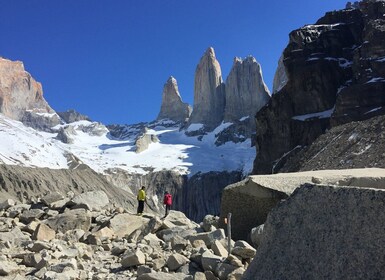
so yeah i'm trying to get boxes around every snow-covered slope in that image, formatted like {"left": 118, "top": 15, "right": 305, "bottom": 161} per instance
{"left": 0, "top": 114, "right": 255, "bottom": 177}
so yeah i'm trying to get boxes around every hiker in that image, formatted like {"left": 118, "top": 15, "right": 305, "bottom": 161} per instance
{"left": 163, "top": 191, "right": 172, "bottom": 217}
{"left": 137, "top": 186, "right": 146, "bottom": 215}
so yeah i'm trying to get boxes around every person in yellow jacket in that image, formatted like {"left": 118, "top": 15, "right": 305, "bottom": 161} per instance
{"left": 137, "top": 186, "right": 146, "bottom": 215}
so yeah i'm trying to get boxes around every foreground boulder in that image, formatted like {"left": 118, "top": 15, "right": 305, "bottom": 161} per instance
{"left": 242, "top": 183, "right": 385, "bottom": 279}
{"left": 220, "top": 168, "right": 385, "bottom": 240}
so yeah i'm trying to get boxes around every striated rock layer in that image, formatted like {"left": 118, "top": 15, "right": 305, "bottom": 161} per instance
{"left": 253, "top": 0, "right": 385, "bottom": 174}
{"left": 188, "top": 47, "right": 225, "bottom": 130}
{"left": 224, "top": 56, "right": 270, "bottom": 123}
{"left": 243, "top": 183, "right": 385, "bottom": 279}
{"left": 157, "top": 76, "right": 191, "bottom": 123}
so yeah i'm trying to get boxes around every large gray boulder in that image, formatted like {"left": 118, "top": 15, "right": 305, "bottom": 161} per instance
{"left": 188, "top": 47, "right": 225, "bottom": 130}
{"left": 224, "top": 56, "right": 270, "bottom": 123}
{"left": 157, "top": 76, "right": 191, "bottom": 123}
{"left": 243, "top": 183, "right": 385, "bottom": 280}
{"left": 45, "top": 209, "right": 91, "bottom": 233}
{"left": 220, "top": 168, "right": 385, "bottom": 240}
{"left": 70, "top": 190, "right": 109, "bottom": 211}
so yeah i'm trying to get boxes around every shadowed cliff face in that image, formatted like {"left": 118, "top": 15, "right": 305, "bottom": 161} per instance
{"left": 253, "top": 1, "right": 385, "bottom": 174}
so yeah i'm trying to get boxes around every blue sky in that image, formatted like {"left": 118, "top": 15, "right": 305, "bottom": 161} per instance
{"left": 0, "top": 0, "right": 348, "bottom": 125}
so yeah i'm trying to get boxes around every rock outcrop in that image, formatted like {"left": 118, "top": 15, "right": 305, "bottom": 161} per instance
{"left": 253, "top": 0, "right": 385, "bottom": 174}
{"left": 188, "top": 47, "right": 225, "bottom": 130}
{"left": 0, "top": 57, "right": 59, "bottom": 129}
{"left": 134, "top": 128, "right": 160, "bottom": 153}
{"left": 57, "top": 109, "right": 91, "bottom": 124}
{"left": 220, "top": 168, "right": 385, "bottom": 240}
{"left": 280, "top": 114, "right": 385, "bottom": 172}
{"left": 157, "top": 77, "right": 191, "bottom": 123}
{"left": 243, "top": 183, "right": 385, "bottom": 279}
{"left": 224, "top": 56, "right": 270, "bottom": 123}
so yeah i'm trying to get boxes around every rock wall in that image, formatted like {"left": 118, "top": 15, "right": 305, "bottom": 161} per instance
{"left": 243, "top": 183, "right": 385, "bottom": 279}
{"left": 253, "top": 1, "right": 385, "bottom": 174}
{"left": 0, "top": 58, "right": 59, "bottom": 129}
{"left": 224, "top": 57, "right": 270, "bottom": 123}
{"left": 188, "top": 47, "right": 225, "bottom": 130}
{"left": 157, "top": 77, "right": 191, "bottom": 123}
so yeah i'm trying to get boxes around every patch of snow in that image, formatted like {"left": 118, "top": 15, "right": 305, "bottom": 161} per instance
{"left": 348, "top": 133, "right": 359, "bottom": 142}
{"left": 239, "top": 116, "right": 250, "bottom": 122}
{"left": 364, "top": 107, "right": 382, "bottom": 115}
{"left": 292, "top": 107, "right": 335, "bottom": 121}
{"left": 366, "top": 77, "right": 385, "bottom": 83}
{"left": 186, "top": 123, "right": 204, "bottom": 132}
{"left": 353, "top": 144, "right": 372, "bottom": 156}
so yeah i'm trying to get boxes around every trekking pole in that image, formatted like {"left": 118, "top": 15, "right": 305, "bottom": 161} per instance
{"left": 227, "top": 212, "right": 232, "bottom": 256}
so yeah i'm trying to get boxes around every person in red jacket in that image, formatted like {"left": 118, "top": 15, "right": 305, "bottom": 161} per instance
{"left": 163, "top": 191, "right": 172, "bottom": 218}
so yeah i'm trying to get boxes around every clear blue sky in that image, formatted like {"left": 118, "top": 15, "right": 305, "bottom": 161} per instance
{"left": 0, "top": 0, "right": 348, "bottom": 125}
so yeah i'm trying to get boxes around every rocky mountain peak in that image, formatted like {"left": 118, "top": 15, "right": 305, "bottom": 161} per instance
{"left": 157, "top": 76, "right": 191, "bottom": 122}
{"left": 253, "top": 0, "right": 385, "bottom": 174}
{"left": 188, "top": 47, "right": 225, "bottom": 130}
{"left": 224, "top": 55, "right": 270, "bottom": 123}
{"left": 0, "top": 57, "right": 59, "bottom": 130}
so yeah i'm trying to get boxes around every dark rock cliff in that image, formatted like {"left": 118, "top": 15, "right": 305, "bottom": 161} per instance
{"left": 253, "top": 0, "right": 385, "bottom": 174}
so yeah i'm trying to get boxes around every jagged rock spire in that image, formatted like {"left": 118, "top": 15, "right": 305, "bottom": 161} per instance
{"left": 188, "top": 47, "right": 225, "bottom": 129}
{"left": 224, "top": 56, "right": 271, "bottom": 122}
{"left": 157, "top": 76, "right": 191, "bottom": 122}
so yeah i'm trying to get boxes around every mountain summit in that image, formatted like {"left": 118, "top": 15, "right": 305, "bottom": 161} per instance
{"left": 157, "top": 76, "right": 191, "bottom": 122}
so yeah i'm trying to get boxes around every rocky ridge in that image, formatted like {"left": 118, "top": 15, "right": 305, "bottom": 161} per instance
{"left": 253, "top": 0, "right": 385, "bottom": 174}
{"left": 0, "top": 57, "right": 60, "bottom": 130}
{"left": 0, "top": 192, "right": 255, "bottom": 280}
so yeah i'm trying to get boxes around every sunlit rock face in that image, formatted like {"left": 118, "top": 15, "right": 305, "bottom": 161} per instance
{"left": 253, "top": 0, "right": 385, "bottom": 174}
{"left": 188, "top": 47, "right": 225, "bottom": 130}
{"left": 0, "top": 57, "right": 55, "bottom": 120}
{"left": 157, "top": 76, "right": 191, "bottom": 123}
{"left": 0, "top": 57, "right": 59, "bottom": 130}
{"left": 224, "top": 56, "right": 270, "bottom": 123}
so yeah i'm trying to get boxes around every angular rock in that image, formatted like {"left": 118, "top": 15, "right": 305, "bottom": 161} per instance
{"left": 19, "top": 208, "right": 45, "bottom": 224}
{"left": 250, "top": 224, "right": 264, "bottom": 248}
{"left": 121, "top": 249, "right": 146, "bottom": 268}
{"left": 70, "top": 191, "right": 109, "bottom": 211}
{"left": 0, "top": 198, "right": 15, "bottom": 210}
{"left": 201, "top": 250, "right": 222, "bottom": 272}
{"left": 211, "top": 240, "right": 228, "bottom": 258}
{"left": 137, "top": 272, "right": 186, "bottom": 280}
{"left": 45, "top": 209, "right": 91, "bottom": 233}
{"left": 108, "top": 213, "right": 144, "bottom": 238}
{"left": 0, "top": 260, "right": 20, "bottom": 276}
{"left": 231, "top": 240, "right": 256, "bottom": 259}
{"left": 32, "top": 223, "right": 56, "bottom": 241}
{"left": 166, "top": 253, "right": 189, "bottom": 271}
{"left": 57, "top": 109, "right": 90, "bottom": 124}
{"left": 157, "top": 76, "right": 191, "bottom": 122}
